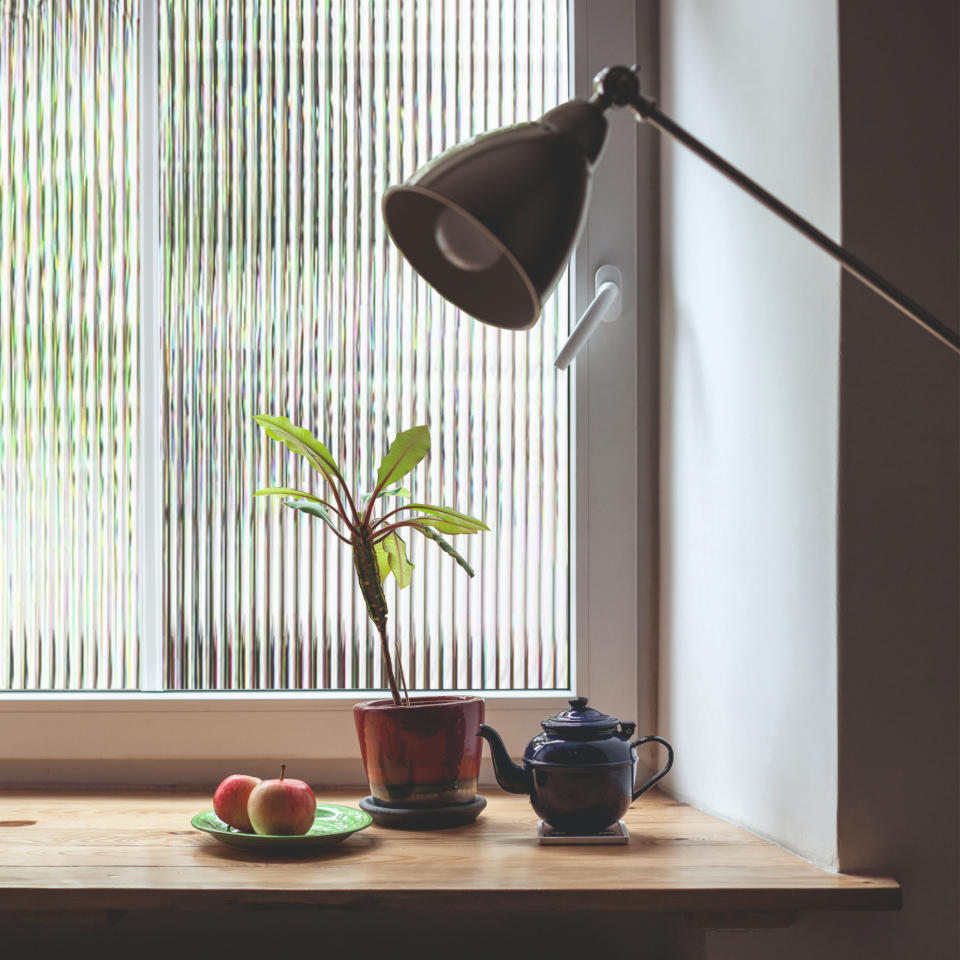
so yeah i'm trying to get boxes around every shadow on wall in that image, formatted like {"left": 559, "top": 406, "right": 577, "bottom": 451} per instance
{"left": 660, "top": 0, "right": 958, "bottom": 957}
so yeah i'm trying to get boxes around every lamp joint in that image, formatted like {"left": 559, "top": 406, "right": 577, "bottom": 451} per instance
{"left": 591, "top": 65, "right": 641, "bottom": 109}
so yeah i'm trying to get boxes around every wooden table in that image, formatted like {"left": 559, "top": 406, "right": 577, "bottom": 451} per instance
{"left": 0, "top": 789, "right": 899, "bottom": 915}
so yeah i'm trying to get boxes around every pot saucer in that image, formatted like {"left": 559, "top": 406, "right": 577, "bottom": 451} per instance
{"left": 359, "top": 794, "right": 486, "bottom": 829}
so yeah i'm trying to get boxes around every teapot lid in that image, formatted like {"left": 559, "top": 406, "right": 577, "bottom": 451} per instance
{"left": 542, "top": 697, "right": 619, "bottom": 733}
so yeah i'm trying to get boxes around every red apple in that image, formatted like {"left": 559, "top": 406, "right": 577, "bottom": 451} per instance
{"left": 247, "top": 764, "right": 317, "bottom": 836}
{"left": 213, "top": 774, "right": 261, "bottom": 832}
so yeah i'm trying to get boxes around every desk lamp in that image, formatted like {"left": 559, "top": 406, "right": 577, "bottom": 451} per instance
{"left": 382, "top": 65, "right": 960, "bottom": 362}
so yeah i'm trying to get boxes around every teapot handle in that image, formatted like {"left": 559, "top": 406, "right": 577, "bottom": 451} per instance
{"left": 631, "top": 735, "right": 675, "bottom": 801}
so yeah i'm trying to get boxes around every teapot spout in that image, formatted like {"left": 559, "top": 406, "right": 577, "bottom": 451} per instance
{"left": 478, "top": 724, "right": 533, "bottom": 795}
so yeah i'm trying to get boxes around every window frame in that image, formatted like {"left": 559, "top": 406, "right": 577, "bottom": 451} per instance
{"left": 0, "top": 0, "right": 654, "bottom": 782}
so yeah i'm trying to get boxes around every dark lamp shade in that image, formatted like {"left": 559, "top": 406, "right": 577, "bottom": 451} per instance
{"left": 384, "top": 64, "right": 960, "bottom": 354}
{"left": 382, "top": 101, "right": 609, "bottom": 330}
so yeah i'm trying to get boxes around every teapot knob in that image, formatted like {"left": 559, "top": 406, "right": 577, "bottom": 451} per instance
{"left": 569, "top": 697, "right": 589, "bottom": 710}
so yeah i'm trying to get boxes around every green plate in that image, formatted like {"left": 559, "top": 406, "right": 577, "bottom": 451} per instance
{"left": 191, "top": 803, "right": 373, "bottom": 851}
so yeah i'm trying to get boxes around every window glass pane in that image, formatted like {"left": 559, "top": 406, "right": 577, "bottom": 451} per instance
{"left": 159, "top": 0, "right": 570, "bottom": 691}
{"left": 0, "top": 1, "right": 140, "bottom": 689}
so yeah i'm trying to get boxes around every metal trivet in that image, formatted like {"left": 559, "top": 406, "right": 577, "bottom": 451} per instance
{"left": 537, "top": 820, "right": 629, "bottom": 845}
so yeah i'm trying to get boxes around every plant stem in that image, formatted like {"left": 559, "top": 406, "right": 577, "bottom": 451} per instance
{"left": 376, "top": 621, "right": 403, "bottom": 706}
{"left": 369, "top": 503, "right": 410, "bottom": 529}
{"left": 318, "top": 458, "right": 360, "bottom": 526}
{"left": 318, "top": 466, "right": 357, "bottom": 531}
{"left": 394, "top": 640, "right": 410, "bottom": 706}
{"left": 369, "top": 520, "right": 423, "bottom": 542}
{"left": 317, "top": 499, "right": 357, "bottom": 540}
{"left": 352, "top": 533, "right": 403, "bottom": 706}
{"left": 337, "top": 477, "right": 361, "bottom": 526}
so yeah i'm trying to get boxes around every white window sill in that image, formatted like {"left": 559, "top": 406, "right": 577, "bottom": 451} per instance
{"left": 0, "top": 691, "right": 574, "bottom": 784}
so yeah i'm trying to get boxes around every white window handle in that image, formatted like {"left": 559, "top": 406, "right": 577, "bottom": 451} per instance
{"left": 554, "top": 266, "right": 622, "bottom": 370}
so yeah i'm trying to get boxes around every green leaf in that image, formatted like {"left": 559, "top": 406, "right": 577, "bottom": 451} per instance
{"left": 254, "top": 486, "right": 323, "bottom": 502}
{"left": 372, "top": 542, "right": 391, "bottom": 583}
{"left": 374, "top": 426, "right": 430, "bottom": 494}
{"left": 283, "top": 498, "right": 348, "bottom": 538}
{"left": 254, "top": 415, "right": 343, "bottom": 481}
{"left": 360, "top": 485, "right": 411, "bottom": 505}
{"left": 380, "top": 530, "right": 415, "bottom": 589}
{"left": 399, "top": 503, "right": 488, "bottom": 533}
{"left": 412, "top": 524, "right": 475, "bottom": 577}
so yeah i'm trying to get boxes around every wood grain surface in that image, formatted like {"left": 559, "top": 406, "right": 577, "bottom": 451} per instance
{"left": 0, "top": 789, "right": 900, "bottom": 913}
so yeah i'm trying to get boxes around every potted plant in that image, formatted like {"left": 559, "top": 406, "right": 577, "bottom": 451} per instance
{"left": 254, "top": 415, "right": 489, "bottom": 826}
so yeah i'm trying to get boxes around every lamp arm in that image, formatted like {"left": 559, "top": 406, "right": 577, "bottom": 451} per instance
{"left": 627, "top": 90, "right": 960, "bottom": 357}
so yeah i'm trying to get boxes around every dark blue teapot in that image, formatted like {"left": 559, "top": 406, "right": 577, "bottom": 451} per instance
{"left": 478, "top": 697, "right": 674, "bottom": 833}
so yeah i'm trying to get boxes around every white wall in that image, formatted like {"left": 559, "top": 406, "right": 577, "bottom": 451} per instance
{"left": 658, "top": 0, "right": 841, "bottom": 867}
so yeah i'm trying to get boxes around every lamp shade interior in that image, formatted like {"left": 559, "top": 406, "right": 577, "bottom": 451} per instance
{"left": 382, "top": 187, "right": 539, "bottom": 330}
{"left": 383, "top": 111, "right": 604, "bottom": 331}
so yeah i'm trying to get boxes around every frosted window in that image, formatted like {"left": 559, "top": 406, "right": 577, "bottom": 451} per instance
{"left": 1, "top": 0, "right": 570, "bottom": 692}
{"left": 1, "top": 1, "right": 140, "bottom": 689}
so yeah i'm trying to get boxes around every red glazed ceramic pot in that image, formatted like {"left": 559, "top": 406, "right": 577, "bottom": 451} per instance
{"left": 354, "top": 696, "right": 485, "bottom": 806}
